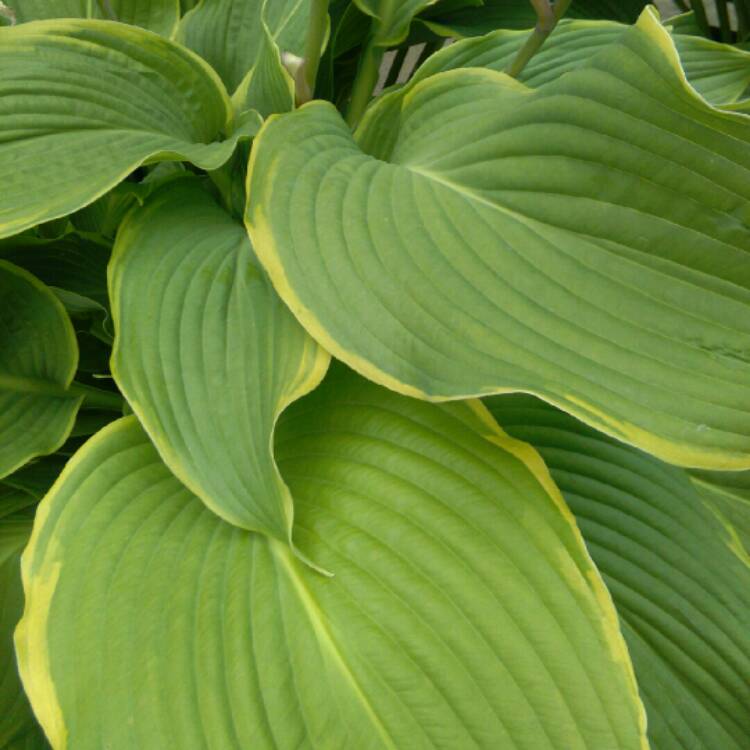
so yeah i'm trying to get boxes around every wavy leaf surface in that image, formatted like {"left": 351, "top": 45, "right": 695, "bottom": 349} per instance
{"left": 16, "top": 368, "right": 647, "bottom": 750}
{"left": 0, "top": 19, "right": 260, "bottom": 239}
{"left": 247, "top": 8, "right": 750, "bottom": 469}
{"left": 366, "top": 18, "right": 750, "bottom": 118}
{"left": 486, "top": 394, "right": 750, "bottom": 750}
{"left": 178, "top": 0, "right": 309, "bottom": 92}
{"left": 110, "top": 180, "right": 329, "bottom": 542}
{"left": 12, "top": 0, "right": 179, "bottom": 36}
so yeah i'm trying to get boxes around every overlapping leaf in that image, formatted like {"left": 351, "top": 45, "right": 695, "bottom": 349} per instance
{"left": 363, "top": 17, "right": 750, "bottom": 122}
{"left": 247, "top": 8, "right": 750, "bottom": 469}
{"left": 0, "top": 489, "right": 45, "bottom": 749}
{"left": 178, "top": 0, "right": 309, "bottom": 93}
{"left": 231, "top": 20, "right": 295, "bottom": 118}
{"left": 691, "top": 469, "right": 750, "bottom": 565}
{"left": 0, "top": 262, "right": 81, "bottom": 479}
{"left": 16, "top": 367, "right": 647, "bottom": 749}
{"left": 486, "top": 395, "right": 750, "bottom": 750}
{"left": 0, "top": 237, "right": 110, "bottom": 310}
{"left": 0, "top": 19, "right": 260, "bottom": 239}
{"left": 110, "top": 180, "right": 329, "bottom": 543}
{"left": 11, "top": 0, "right": 179, "bottom": 36}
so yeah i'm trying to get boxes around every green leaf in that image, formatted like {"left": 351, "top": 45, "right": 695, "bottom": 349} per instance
{"left": 69, "top": 182, "right": 147, "bottom": 239}
{"left": 0, "top": 262, "right": 81, "bottom": 479}
{"left": 0, "top": 486, "right": 36, "bottom": 522}
{"left": 354, "top": 0, "right": 438, "bottom": 45}
{"left": 0, "top": 502, "right": 45, "bottom": 749}
{"left": 424, "top": 0, "right": 648, "bottom": 36}
{"left": 0, "top": 19, "right": 261, "bottom": 240}
{"left": 370, "top": 18, "right": 750, "bottom": 111}
{"left": 1, "top": 457, "right": 67, "bottom": 501}
{"left": 12, "top": 0, "right": 180, "bottom": 36}
{"left": 110, "top": 180, "right": 329, "bottom": 545}
{"left": 231, "top": 20, "right": 295, "bottom": 118}
{"left": 664, "top": 10, "right": 704, "bottom": 37}
{"left": 691, "top": 470, "right": 750, "bottom": 566}
{"left": 247, "top": 8, "right": 750, "bottom": 470}
{"left": 16, "top": 367, "right": 647, "bottom": 749}
{"left": 0, "top": 236, "right": 110, "bottom": 310}
{"left": 485, "top": 394, "right": 750, "bottom": 750}
{"left": 177, "top": 0, "right": 310, "bottom": 93}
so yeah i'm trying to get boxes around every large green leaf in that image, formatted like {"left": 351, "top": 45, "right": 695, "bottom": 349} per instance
{"left": 110, "top": 180, "right": 329, "bottom": 544}
{"left": 177, "top": 0, "right": 310, "bottom": 93}
{"left": 486, "top": 395, "right": 750, "bottom": 750}
{"left": 0, "top": 262, "right": 81, "bottom": 479}
{"left": 368, "top": 18, "right": 750, "bottom": 114}
{"left": 12, "top": 0, "right": 180, "bottom": 36}
{"left": 0, "top": 19, "right": 261, "bottom": 240}
{"left": 16, "top": 368, "right": 647, "bottom": 749}
{"left": 247, "top": 8, "right": 750, "bottom": 470}
{"left": 0, "top": 493, "right": 46, "bottom": 749}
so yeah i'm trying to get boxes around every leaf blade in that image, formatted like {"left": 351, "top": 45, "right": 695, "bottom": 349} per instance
{"left": 109, "top": 180, "right": 329, "bottom": 543}
{"left": 0, "top": 262, "right": 81, "bottom": 479}
{"left": 486, "top": 394, "right": 750, "bottom": 750}
{"left": 16, "top": 369, "right": 648, "bottom": 749}
{"left": 247, "top": 8, "right": 750, "bottom": 469}
{"left": 0, "top": 19, "right": 259, "bottom": 239}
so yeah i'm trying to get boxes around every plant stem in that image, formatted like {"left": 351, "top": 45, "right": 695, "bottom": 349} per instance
{"left": 69, "top": 382, "right": 124, "bottom": 411}
{"left": 298, "top": 0, "right": 329, "bottom": 103}
{"left": 506, "top": 0, "right": 572, "bottom": 79}
{"left": 345, "top": 39, "right": 385, "bottom": 128}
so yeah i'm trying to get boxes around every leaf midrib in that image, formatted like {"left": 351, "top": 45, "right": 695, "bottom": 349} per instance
{"left": 0, "top": 373, "right": 75, "bottom": 399}
{"left": 269, "top": 539, "right": 399, "bottom": 750}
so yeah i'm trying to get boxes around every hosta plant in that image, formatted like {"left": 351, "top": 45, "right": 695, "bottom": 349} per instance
{"left": 1, "top": 0, "right": 749, "bottom": 748}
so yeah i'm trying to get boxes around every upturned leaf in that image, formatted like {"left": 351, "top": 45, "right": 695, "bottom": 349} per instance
{"left": 110, "top": 180, "right": 329, "bottom": 545}
{"left": 367, "top": 18, "right": 750, "bottom": 112}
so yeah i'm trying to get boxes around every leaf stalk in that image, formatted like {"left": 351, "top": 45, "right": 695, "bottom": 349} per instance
{"left": 506, "top": 0, "right": 572, "bottom": 79}
{"left": 346, "top": 39, "right": 385, "bottom": 128}
{"left": 298, "top": 0, "right": 330, "bottom": 103}
{"left": 69, "top": 382, "right": 124, "bottom": 411}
